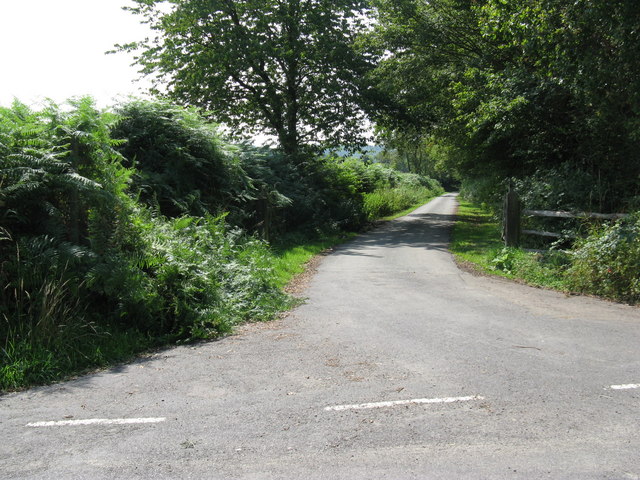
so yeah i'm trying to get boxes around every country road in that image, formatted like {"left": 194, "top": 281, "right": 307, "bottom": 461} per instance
{"left": 1, "top": 193, "right": 639, "bottom": 479}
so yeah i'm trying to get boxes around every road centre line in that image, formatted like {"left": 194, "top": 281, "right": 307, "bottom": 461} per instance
{"left": 26, "top": 417, "right": 166, "bottom": 427}
{"left": 325, "top": 395, "right": 484, "bottom": 412}
{"left": 610, "top": 384, "right": 640, "bottom": 390}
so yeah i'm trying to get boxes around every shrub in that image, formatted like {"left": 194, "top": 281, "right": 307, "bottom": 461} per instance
{"left": 112, "top": 100, "right": 250, "bottom": 218}
{"left": 363, "top": 184, "right": 443, "bottom": 220}
{"left": 566, "top": 214, "right": 640, "bottom": 303}
{"left": 489, "top": 246, "right": 569, "bottom": 289}
{"left": 0, "top": 99, "right": 290, "bottom": 390}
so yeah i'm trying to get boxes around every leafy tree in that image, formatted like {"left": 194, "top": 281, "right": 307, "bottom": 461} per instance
{"left": 119, "top": 0, "right": 375, "bottom": 156}
{"left": 367, "top": 0, "right": 640, "bottom": 210}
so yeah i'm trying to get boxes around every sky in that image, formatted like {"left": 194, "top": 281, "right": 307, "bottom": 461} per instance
{"left": 0, "top": 0, "right": 154, "bottom": 108}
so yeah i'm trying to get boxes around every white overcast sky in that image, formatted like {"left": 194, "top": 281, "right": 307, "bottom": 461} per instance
{"left": 0, "top": 0, "right": 153, "bottom": 108}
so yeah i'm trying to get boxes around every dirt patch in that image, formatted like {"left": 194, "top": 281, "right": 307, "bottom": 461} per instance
{"left": 283, "top": 249, "right": 333, "bottom": 296}
{"left": 452, "top": 255, "right": 490, "bottom": 278}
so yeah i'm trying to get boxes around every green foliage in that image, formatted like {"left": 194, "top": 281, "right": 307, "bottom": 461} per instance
{"left": 488, "top": 247, "right": 568, "bottom": 289}
{"left": 363, "top": 185, "right": 441, "bottom": 220}
{"left": 512, "top": 164, "right": 611, "bottom": 213}
{"left": 118, "top": 0, "right": 375, "bottom": 155}
{"left": 452, "top": 200, "right": 640, "bottom": 301}
{"left": 567, "top": 215, "right": 640, "bottom": 303}
{"left": 0, "top": 98, "right": 130, "bottom": 242}
{"left": 367, "top": 0, "right": 640, "bottom": 211}
{"left": 452, "top": 200, "right": 571, "bottom": 287}
{"left": 0, "top": 99, "right": 292, "bottom": 390}
{"left": 108, "top": 101, "right": 446, "bottom": 240}
{"left": 104, "top": 212, "right": 289, "bottom": 337}
{"left": 112, "top": 99, "right": 248, "bottom": 218}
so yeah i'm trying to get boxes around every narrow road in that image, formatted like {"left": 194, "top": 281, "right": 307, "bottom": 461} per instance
{"left": 2, "top": 194, "right": 639, "bottom": 479}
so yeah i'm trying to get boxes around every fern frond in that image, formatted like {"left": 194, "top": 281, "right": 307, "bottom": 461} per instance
{"left": 63, "top": 172, "right": 102, "bottom": 190}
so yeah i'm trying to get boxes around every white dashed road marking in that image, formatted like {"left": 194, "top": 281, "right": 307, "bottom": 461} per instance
{"left": 26, "top": 417, "right": 166, "bottom": 427}
{"left": 610, "top": 384, "right": 640, "bottom": 390}
{"left": 324, "top": 395, "right": 484, "bottom": 412}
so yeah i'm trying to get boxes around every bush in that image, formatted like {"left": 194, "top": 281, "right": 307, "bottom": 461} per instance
{"left": 112, "top": 100, "right": 250, "bottom": 218}
{"left": 566, "top": 214, "right": 640, "bottom": 303}
{"left": 489, "top": 246, "right": 569, "bottom": 289}
{"left": 513, "top": 164, "right": 611, "bottom": 212}
{"left": 0, "top": 99, "right": 289, "bottom": 390}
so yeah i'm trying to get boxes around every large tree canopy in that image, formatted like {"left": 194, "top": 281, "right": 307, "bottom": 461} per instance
{"left": 368, "top": 0, "right": 640, "bottom": 210}
{"left": 120, "top": 0, "right": 375, "bottom": 156}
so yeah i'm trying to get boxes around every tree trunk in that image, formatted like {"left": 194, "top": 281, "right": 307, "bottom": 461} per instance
{"left": 281, "top": 0, "right": 301, "bottom": 160}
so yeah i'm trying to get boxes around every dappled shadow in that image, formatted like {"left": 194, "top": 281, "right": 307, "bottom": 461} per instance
{"left": 332, "top": 210, "right": 457, "bottom": 257}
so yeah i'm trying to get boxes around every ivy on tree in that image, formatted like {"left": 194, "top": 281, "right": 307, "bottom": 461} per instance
{"left": 119, "top": 0, "right": 374, "bottom": 157}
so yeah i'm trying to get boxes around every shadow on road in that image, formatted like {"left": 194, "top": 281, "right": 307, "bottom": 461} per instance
{"left": 332, "top": 210, "right": 457, "bottom": 257}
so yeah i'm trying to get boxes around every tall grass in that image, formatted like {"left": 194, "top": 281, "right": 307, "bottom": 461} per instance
{"left": 363, "top": 186, "right": 441, "bottom": 220}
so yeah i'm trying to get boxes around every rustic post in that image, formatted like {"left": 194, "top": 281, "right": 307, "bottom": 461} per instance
{"left": 503, "top": 185, "right": 521, "bottom": 247}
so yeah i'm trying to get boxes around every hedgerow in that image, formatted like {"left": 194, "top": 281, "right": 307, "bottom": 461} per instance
{"left": 0, "top": 98, "right": 443, "bottom": 390}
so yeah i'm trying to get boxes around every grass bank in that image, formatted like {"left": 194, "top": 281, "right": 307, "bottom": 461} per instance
{"left": 450, "top": 200, "right": 569, "bottom": 290}
{"left": 271, "top": 232, "right": 357, "bottom": 289}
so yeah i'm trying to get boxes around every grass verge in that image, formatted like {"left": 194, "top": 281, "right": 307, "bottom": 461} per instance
{"left": 271, "top": 232, "right": 357, "bottom": 289}
{"left": 450, "top": 200, "right": 569, "bottom": 290}
{"left": 378, "top": 194, "right": 441, "bottom": 221}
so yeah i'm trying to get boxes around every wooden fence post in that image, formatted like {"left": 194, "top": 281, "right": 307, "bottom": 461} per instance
{"left": 503, "top": 186, "right": 521, "bottom": 247}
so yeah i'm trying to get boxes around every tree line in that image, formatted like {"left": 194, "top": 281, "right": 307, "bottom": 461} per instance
{"left": 366, "top": 0, "right": 640, "bottom": 212}
{"left": 119, "top": 0, "right": 640, "bottom": 211}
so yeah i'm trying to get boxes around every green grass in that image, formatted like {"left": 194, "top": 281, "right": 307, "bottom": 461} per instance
{"left": 1, "top": 329, "right": 156, "bottom": 392}
{"left": 450, "top": 201, "right": 503, "bottom": 272}
{"left": 378, "top": 192, "right": 443, "bottom": 221}
{"left": 450, "top": 200, "right": 569, "bottom": 289}
{"left": 271, "top": 232, "right": 357, "bottom": 289}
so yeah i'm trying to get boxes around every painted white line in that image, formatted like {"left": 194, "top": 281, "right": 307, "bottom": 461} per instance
{"left": 610, "top": 384, "right": 640, "bottom": 390}
{"left": 26, "top": 417, "right": 166, "bottom": 427}
{"left": 324, "top": 395, "right": 484, "bottom": 412}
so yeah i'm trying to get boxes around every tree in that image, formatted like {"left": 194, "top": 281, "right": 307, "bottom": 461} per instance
{"left": 368, "top": 0, "right": 640, "bottom": 210}
{"left": 119, "top": 0, "right": 374, "bottom": 157}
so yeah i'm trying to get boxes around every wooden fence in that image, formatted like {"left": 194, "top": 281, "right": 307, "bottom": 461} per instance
{"left": 503, "top": 188, "right": 629, "bottom": 248}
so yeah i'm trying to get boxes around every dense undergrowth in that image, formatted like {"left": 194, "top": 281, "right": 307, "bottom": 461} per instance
{"left": 451, "top": 200, "right": 640, "bottom": 304}
{"left": 0, "top": 98, "right": 443, "bottom": 391}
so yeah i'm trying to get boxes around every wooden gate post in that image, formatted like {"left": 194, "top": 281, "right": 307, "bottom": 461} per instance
{"left": 503, "top": 186, "right": 521, "bottom": 247}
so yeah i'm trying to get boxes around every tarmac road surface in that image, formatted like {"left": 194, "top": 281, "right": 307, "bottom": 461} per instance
{"left": 2, "top": 193, "right": 639, "bottom": 479}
